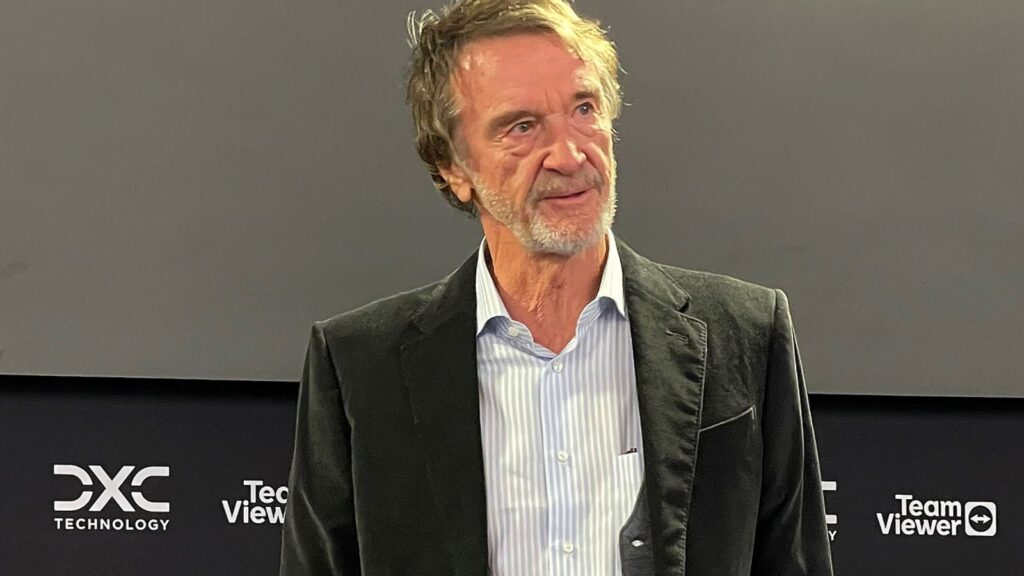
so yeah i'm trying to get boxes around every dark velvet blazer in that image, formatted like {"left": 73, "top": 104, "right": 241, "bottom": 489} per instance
{"left": 279, "top": 237, "right": 834, "bottom": 576}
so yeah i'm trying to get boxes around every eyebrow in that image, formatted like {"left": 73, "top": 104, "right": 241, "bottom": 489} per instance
{"left": 485, "top": 89, "right": 602, "bottom": 138}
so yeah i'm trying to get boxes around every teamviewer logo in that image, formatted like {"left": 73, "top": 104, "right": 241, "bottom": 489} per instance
{"left": 878, "top": 494, "right": 999, "bottom": 538}
{"left": 964, "top": 502, "right": 997, "bottom": 537}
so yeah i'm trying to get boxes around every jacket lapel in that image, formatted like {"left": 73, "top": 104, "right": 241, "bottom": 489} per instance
{"left": 399, "top": 250, "right": 489, "bottom": 576}
{"left": 618, "top": 238, "right": 707, "bottom": 576}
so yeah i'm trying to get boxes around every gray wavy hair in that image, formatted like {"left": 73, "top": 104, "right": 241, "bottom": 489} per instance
{"left": 405, "top": 0, "right": 623, "bottom": 216}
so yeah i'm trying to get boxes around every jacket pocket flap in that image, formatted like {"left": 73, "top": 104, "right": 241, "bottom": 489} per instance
{"left": 698, "top": 404, "right": 755, "bottom": 433}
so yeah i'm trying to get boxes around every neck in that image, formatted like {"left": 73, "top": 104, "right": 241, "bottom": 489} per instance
{"left": 482, "top": 223, "right": 608, "bottom": 353}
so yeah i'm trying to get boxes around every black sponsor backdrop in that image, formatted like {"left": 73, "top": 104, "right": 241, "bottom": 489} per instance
{"left": 1, "top": 375, "right": 1021, "bottom": 575}
{"left": 0, "top": 377, "right": 295, "bottom": 575}
{"left": 813, "top": 395, "right": 1023, "bottom": 574}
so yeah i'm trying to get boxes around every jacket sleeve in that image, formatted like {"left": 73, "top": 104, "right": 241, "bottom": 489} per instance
{"left": 752, "top": 289, "right": 834, "bottom": 575}
{"left": 280, "top": 321, "right": 361, "bottom": 575}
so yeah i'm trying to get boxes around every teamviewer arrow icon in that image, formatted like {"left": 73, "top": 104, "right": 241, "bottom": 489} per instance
{"left": 965, "top": 502, "right": 997, "bottom": 537}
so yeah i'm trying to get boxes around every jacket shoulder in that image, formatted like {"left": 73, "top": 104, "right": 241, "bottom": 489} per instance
{"left": 658, "top": 263, "right": 781, "bottom": 332}
{"left": 315, "top": 279, "right": 444, "bottom": 348}
{"left": 661, "top": 264, "right": 779, "bottom": 307}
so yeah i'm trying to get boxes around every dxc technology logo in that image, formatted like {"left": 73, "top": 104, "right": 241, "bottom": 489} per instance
{"left": 877, "top": 494, "right": 997, "bottom": 537}
{"left": 53, "top": 464, "right": 170, "bottom": 532}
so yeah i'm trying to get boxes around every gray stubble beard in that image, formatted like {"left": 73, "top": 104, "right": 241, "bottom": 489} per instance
{"left": 470, "top": 156, "right": 618, "bottom": 257}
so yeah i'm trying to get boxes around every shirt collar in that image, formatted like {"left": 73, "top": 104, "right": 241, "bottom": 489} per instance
{"left": 474, "top": 229, "right": 627, "bottom": 336}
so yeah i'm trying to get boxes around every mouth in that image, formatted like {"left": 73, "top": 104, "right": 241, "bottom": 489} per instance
{"left": 542, "top": 188, "right": 595, "bottom": 203}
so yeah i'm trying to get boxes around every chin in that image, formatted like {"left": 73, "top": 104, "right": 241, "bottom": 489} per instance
{"left": 521, "top": 220, "right": 608, "bottom": 257}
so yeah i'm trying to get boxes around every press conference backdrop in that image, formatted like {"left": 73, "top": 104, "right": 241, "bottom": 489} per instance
{"left": 2, "top": 0, "right": 1021, "bottom": 395}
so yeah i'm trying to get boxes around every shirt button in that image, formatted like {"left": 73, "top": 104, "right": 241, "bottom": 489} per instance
{"left": 552, "top": 361, "right": 563, "bottom": 373}
{"left": 562, "top": 541, "right": 575, "bottom": 554}
{"left": 556, "top": 450, "right": 569, "bottom": 463}
{"left": 507, "top": 327, "right": 519, "bottom": 337}
{"left": 631, "top": 539, "right": 645, "bottom": 548}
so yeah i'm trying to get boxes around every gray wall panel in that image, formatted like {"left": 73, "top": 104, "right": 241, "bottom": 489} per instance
{"left": 2, "top": 1, "right": 1021, "bottom": 395}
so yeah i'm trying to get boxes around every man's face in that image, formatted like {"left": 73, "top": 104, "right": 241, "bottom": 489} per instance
{"left": 441, "top": 33, "right": 617, "bottom": 256}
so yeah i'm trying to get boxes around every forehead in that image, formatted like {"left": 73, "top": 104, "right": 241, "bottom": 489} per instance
{"left": 451, "top": 33, "right": 600, "bottom": 112}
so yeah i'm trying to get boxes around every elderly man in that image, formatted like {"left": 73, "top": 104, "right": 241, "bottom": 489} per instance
{"left": 280, "top": 1, "right": 833, "bottom": 575}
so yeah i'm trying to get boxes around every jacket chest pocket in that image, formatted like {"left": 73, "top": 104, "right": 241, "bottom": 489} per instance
{"left": 687, "top": 404, "right": 762, "bottom": 574}
{"left": 693, "top": 404, "right": 759, "bottom": 490}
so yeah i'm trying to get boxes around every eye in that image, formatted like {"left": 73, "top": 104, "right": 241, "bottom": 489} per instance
{"left": 510, "top": 120, "right": 534, "bottom": 135}
{"left": 577, "top": 102, "right": 595, "bottom": 115}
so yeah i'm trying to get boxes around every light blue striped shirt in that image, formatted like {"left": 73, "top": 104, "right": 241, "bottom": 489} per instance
{"left": 475, "top": 230, "right": 646, "bottom": 576}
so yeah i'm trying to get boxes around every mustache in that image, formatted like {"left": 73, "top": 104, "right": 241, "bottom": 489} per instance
{"left": 530, "top": 169, "right": 605, "bottom": 201}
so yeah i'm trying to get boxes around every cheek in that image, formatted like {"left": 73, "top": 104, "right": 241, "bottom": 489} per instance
{"left": 486, "top": 158, "right": 539, "bottom": 204}
{"left": 584, "top": 133, "right": 614, "bottom": 176}
{"left": 499, "top": 136, "right": 534, "bottom": 157}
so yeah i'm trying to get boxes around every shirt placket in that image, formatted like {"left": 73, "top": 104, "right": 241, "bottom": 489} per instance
{"left": 540, "top": 344, "right": 576, "bottom": 576}
{"left": 538, "top": 308, "right": 606, "bottom": 576}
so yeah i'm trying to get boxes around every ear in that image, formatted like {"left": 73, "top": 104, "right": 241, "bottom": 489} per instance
{"left": 438, "top": 162, "right": 474, "bottom": 204}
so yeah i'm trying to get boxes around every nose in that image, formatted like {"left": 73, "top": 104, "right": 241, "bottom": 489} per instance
{"left": 541, "top": 117, "right": 586, "bottom": 175}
